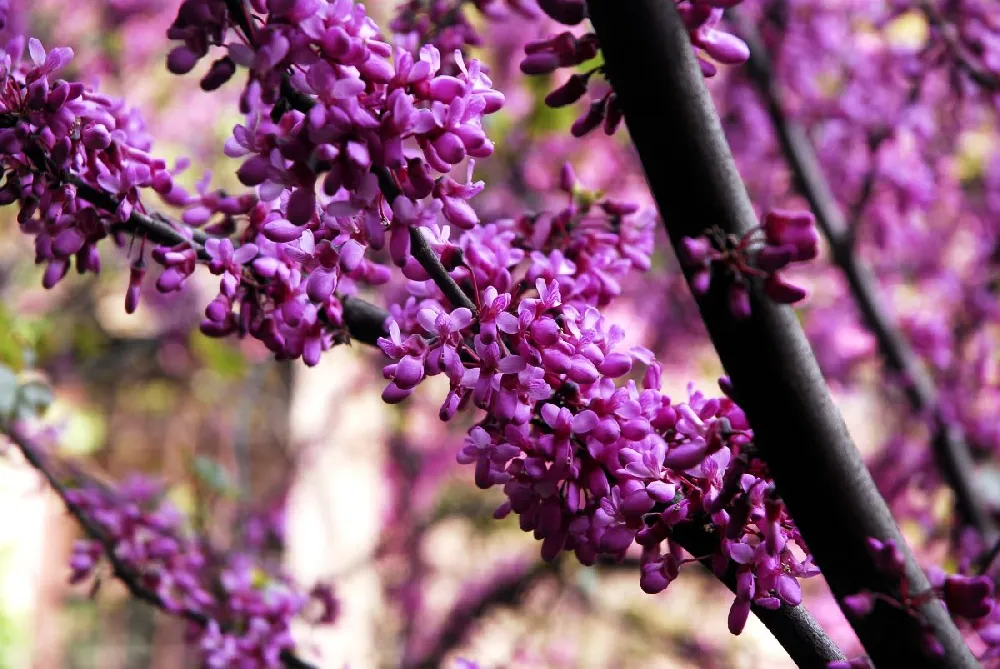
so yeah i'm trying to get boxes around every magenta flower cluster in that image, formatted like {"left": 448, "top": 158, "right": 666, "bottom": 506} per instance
{"left": 0, "top": 0, "right": 506, "bottom": 367}
{"left": 378, "top": 166, "right": 816, "bottom": 632}
{"left": 0, "top": 35, "right": 258, "bottom": 313}
{"left": 841, "top": 537, "right": 996, "bottom": 662}
{"left": 679, "top": 209, "right": 820, "bottom": 319}
{"left": 0, "top": 38, "right": 170, "bottom": 289}
{"left": 0, "top": 0, "right": 833, "bottom": 659}
{"left": 519, "top": 0, "right": 751, "bottom": 138}
{"left": 168, "top": 0, "right": 508, "bottom": 365}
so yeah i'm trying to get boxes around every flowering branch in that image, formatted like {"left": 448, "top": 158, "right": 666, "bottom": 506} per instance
{"left": 667, "top": 521, "right": 846, "bottom": 666}
{"left": 374, "top": 165, "right": 479, "bottom": 314}
{"left": 60, "top": 170, "right": 393, "bottom": 346}
{"left": 731, "top": 12, "right": 998, "bottom": 548}
{"left": 3, "top": 422, "right": 320, "bottom": 669}
{"left": 584, "top": 0, "right": 980, "bottom": 665}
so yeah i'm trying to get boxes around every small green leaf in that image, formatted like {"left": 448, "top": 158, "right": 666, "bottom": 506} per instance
{"left": 191, "top": 332, "right": 248, "bottom": 379}
{"left": 192, "top": 455, "right": 240, "bottom": 498}
{"left": 0, "top": 365, "right": 17, "bottom": 426}
{"left": 15, "top": 380, "right": 53, "bottom": 420}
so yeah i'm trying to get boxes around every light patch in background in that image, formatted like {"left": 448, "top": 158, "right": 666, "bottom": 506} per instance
{"left": 287, "top": 346, "right": 388, "bottom": 668}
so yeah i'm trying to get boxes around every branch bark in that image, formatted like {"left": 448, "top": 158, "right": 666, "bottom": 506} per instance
{"left": 585, "top": 1, "right": 979, "bottom": 666}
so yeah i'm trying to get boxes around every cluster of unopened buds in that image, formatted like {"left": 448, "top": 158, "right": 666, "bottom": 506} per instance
{"left": 518, "top": 0, "right": 752, "bottom": 137}
{"left": 834, "top": 537, "right": 996, "bottom": 667}
{"left": 679, "top": 209, "right": 820, "bottom": 318}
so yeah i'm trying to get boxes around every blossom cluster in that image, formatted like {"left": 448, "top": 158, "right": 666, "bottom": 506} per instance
{"left": 0, "top": 37, "right": 170, "bottom": 289}
{"left": 0, "top": 34, "right": 259, "bottom": 316}
{"left": 839, "top": 537, "right": 996, "bottom": 663}
{"left": 1, "top": 0, "right": 507, "bottom": 366}
{"left": 519, "top": 0, "right": 751, "bottom": 138}
{"left": 679, "top": 208, "right": 820, "bottom": 319}
{"left": 166, "top": 0, "right": 511, "bottom": 365}
{"left": 378, "top": 166, "right": 817, "bottom": 633}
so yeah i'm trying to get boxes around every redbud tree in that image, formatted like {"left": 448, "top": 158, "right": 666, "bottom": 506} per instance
{"left": 0, "top": 0, "right": 999, "bottom": 667}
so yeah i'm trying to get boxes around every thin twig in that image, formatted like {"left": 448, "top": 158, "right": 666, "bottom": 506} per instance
{"left": 62, "top": 174, "right": 393, "bottom": 346}
{"left": 404, "top": 559, "right": 556, "bottom": 669}
{"left": 223, "top": 0, "right": 256, "bottom": 44}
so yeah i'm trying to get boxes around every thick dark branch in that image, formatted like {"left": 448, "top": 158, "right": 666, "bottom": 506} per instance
{"left": 585, "top": 1, "right": 979, "bottom": 666}
{"left": 733, "top": 13, "right": 997, "bottom": 548}
{"left": 597, "top": 525, "right": 846, "bottom": 666}
{"left": 341, "top": 295, "right": 391, "bottom": 345}
{"left": 5, "top": 423, "right": 318, "bottom": 669}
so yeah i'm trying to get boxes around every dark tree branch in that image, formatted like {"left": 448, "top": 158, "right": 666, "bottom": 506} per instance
{"left": 731, "top": 12, "right": 998, "bottom": 548}
{"left": 5, "top": 423, "right": 319, "bottom": 669}
{"left": 585, "top": 0, "right": 979, "bottom": 666}
{"left": 68, "top": 178, "right": 210, "bottom": 253}
{"left": 223, "top": 0, "right": 256, "bottom": 43}
{"left": 373, "top": 166, "right": 478, "bottom": 313}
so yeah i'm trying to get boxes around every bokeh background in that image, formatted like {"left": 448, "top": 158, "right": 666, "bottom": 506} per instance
{"left": 0, "top": 1, "right": 980, "bottom": 667}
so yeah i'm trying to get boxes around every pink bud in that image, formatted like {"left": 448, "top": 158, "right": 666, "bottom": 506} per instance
{"left": 571, "top": 99, "right": 605, "bottom": 137}
{"left": 381, "top": 382, "right": 413, "bottom": 404}
{"left": 200, "top": 56, "right": 236, "bottom": 91}
{"left": 166, "top": 46, "right": 199, "bottom": 75}
{"left": 286, "top": 187, "right": 316, "bottom": 226}
{"left": 546, "top": 74, "right": 589, "bottom": 108}
{"left": 520, "top": 52, "right": 560, "bottom": 75}
{"left": 728, "top": 283, "right": 752, "bottom": 319}
{"left": 728, "top": 597, "right": 752, "bottom": 635}
{"left": 237, "top": 156, "right": 270, "bottom": 186}
{"left": 263, "top": 219, "right": 304, "bottom": 243}
{"left": 764, "top": 274, "right": 808, "bottom": 304}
